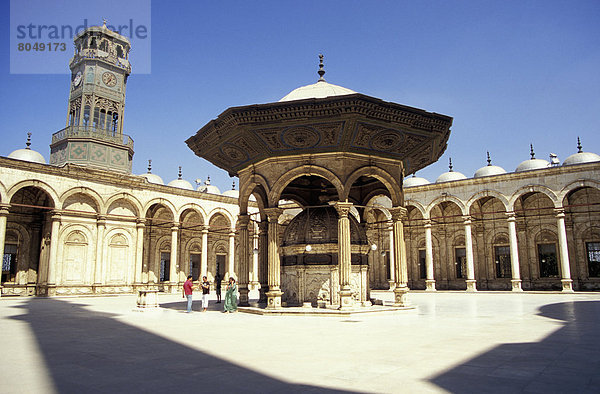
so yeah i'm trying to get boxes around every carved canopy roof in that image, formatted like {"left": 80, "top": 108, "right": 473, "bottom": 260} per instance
{"left": 186, "top": 93, "right": 453, "bottom": 176}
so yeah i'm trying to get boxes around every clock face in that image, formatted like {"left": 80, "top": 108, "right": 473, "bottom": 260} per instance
{"left": 72, "top": 71, "right": 82, "bottom": 87}
{"left": 102, "top": 72, "right": 117, "bottom": 87}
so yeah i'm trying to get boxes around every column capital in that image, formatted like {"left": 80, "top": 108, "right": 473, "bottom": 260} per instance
{"left": 389, "top": 206, "right": 407, "bottom": 221}
{"left": 462, "top": 215, "right": 472, "bottom": 224}
{"left": 237, "top": 214, "right": 251, "bottom": 227}
{"left": 424, "top": 219, "right": 432, "bottom": 228}
{"left": 201, "top": 225, "right": 209, "bottom": 233}
{"left": 51, "top": 211, "right": 62, "bottom": 221}
{"left": 96, "top": 214, "right": 107, "bottom": 224}
{"left": 264, "top": 207, "right": 283, "bottom": 222}
{"left": 505, "top": 211, "right": 517, "bottom": 221}
{"left": 554, "top": 207, "right": 566, "bottom": 218}
{"left": 333, "top": 201, "right": 353, "bottom": 218}
{"left": 136, "top": 218, "right": 146, "bottom": 227}
{"left": 0, "top": 205, "right": 9, "bottom": 216}
{"left": 171, "top": 222, "right": 180, "bottom": 231}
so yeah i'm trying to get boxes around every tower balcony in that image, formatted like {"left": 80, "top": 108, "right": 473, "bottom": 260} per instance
{"left": 52, "top": 125, "right": 134, "bottom": 149}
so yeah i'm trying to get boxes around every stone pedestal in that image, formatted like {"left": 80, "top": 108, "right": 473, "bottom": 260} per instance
{"left": 561, "top": 279, "right": 574, "bottom": 293}
{"left": 466, "top": 279, "right": 477, "bottom": 292}
{"left": 511, "top": 279, "right": 523, "bottom": 292}
{"left": 388, "top": 280, "right": 396, "bottom": 291}
{"left": 338, "top": 288, "right": 354, "bottom": 310}
{"left": 238, "top": 286, "right": 250, "bottom": 306}
{"left": 266, "top": 290, "right": 283, "bottom": 309}
{"left": 425, "top": 279, "right": 437, "bottom": 292}
{"left": 393, "top": 286, "right": 409, "bottom": 307}
{"left": 137, "top": 289, "right": 159, "bottom": 308}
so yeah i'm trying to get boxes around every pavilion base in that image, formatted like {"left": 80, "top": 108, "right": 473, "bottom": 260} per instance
{"left": 561, "top": 279, "right": 574, "bottom": 293}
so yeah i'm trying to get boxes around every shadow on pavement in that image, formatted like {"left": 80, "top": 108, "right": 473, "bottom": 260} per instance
{"left": 429, "top": 301, "right": 600, "bottom": 393}
{"left": 11, "top": 298, "right": 350, "bottom": 393}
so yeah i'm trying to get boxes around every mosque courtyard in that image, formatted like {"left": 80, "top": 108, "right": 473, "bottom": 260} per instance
{"left": 1, "top": 291, "right": 598, "bottom": 393}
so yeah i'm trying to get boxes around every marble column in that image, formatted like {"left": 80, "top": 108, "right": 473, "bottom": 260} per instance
{"left": 334, "top": 201, "right": 354, "bottom": 310}
{"left": 169, "top": 222, "right": 179, "bottom": 291}
{"left": 264, "top": 208, "right": 283, "bottom": 309}
{"left": 251, "top": 226, "right": 259, "bottom": 288}
{"left": 390, "top": 207, "right": 409, "bottom": 306}
{"left": 387, "top": 222, "right": 396, "bottom": 290}
{"left": 201, "top": 226, "right": 208, "bottom": 277}
{"left": 237, "top": 214, "right": 250, "bottom": 306}
{"left": 0, "top": 206, "right": 9, "bottom": 295}
{"left": 555, "top": 208, "right": 574, "bottom": 292}
{"left": 463, "top": 216, "right": 477, "bottom": 292}
{"left": 258, "top": 221, "right": 268, "bottom": 303}
{"left": 228, "top": 230, "right": 235, "bottom": 279}
{"left": 506, "top": 212, "right": 522, "bottom": 291}
{"left": 47, "top": 212, "right": 61, "bottom": 295}
{"left": 94, "top": 215, "right": 106, "bottom": 290}
{"left": 134, "top": 219, "right": 145, "bottom": 286}
{"left": 424, "top": 219, "right": 436, "bottom": 291}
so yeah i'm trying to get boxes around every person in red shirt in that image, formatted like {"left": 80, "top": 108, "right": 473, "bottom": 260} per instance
{"left": 183, "top": 275, "right": 194, "bottom": 313}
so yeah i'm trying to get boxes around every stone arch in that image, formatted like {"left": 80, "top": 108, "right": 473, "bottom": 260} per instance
{"left": 7, "top": 180, "right": 58, "bottom": 208}
{"left": 207, "top": 208, "right": 235, "bottom": 230}
{"left": 142, "top": 198, "right": 176, "bottom": 220}
{"left": 60, "top": 187, "right": 103, "bottom": 213}
{"left": 268, "top": 165, "right": 343, "bottom": 207}
{"left": 559, "top": 180, "right": 600, "bottom": 203}
{"left": 104, "top": 228, "right": 134, "bottom": 285}
{"left": 343, "top": 166, "right": 402, "bottom": 206}
{"left": 465, "top": 190, "right": 510, "bottom": 212}
{"left": 105, "top": 193, "right": 143, "bottom": 218}
{"left": 57, "top": 224, "right": 94, "bottom": 285}
{"left": 177, "top": 204, "right": 207, "bottom": 225}
{"left": 0, "top": 180, "right": 7, "bottom": 204}
{"left": 239, "top": 173, "right": 269, "bottom": 214}
{"left": 3, "top": 222, "right": 32, "bottom": 285}
{"left": 509, "top": 185, "right": 559, "bottom": 211}
{"left": 404, "top": 199, "right": 427, "bottom": 218}
{"left": 426, "top": 195, "right": 467, "bottom": 218}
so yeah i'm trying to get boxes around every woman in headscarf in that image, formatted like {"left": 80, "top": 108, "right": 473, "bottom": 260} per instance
{"left": 223, "top": 276, "right": 238, "bottom": 313}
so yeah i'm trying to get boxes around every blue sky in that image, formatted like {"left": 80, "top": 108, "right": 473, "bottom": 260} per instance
{"left": 1, "top": 0, "right": 599, "bottom": 192}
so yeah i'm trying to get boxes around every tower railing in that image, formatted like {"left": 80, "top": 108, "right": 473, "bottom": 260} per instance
{"left": 52, "top": 125, "right": 134, "bottom": 149}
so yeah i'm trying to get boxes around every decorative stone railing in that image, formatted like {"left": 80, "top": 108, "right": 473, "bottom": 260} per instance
{"left": 52, "top": 126, "right": 134, "bottom": 149}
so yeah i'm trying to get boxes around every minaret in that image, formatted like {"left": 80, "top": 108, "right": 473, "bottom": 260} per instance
{"left": 50, "top": 21, "right": 134, "bottom": 173}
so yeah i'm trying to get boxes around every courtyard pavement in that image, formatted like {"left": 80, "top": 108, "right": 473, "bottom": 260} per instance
{"left": 1, "top": 290, "right": 599, "bottom": 393}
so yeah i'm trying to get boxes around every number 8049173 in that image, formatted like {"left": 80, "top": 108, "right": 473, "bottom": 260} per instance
{"left": 17, "top": 42, "right": 67, "bottom": 51}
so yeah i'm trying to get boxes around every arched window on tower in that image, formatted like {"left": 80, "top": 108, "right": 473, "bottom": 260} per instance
{"left": 93, "top": 107, "right": 99, "bottom": 128}
{"left": 99, "top": 109, "right": 106, "bottom": 130}
{"left": 116, "top": 45, "right": 123, "bottom": 58}
{"left": 112, "top": 113, "right": 119, "bottom": 135}
{"left": 82, "top": 105, "right": 91, "bottom": 127}
{"left": 89, "top": 37, "right": 97, "bottom": 49}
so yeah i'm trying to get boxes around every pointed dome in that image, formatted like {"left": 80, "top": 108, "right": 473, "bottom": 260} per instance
{"left": 436, "top": 158, "right": 467, "bottom": 183}
{"left": 279, "top": 54, "right": 356, "bottom": 102}
{"left": 516, "top": 144, "right": 549, "bottom": 172}
{"left": 167, "top": 167, "right": 194, "bottom": 190}
{"left": 474, "top": 152, "right": 506, "bottom": 178}
{"left": 139, "top": 160, "right": 164, "bottom": 185}
{"left": 563, "top": 137, "right": 600, "bottom": 166}
{"left": 8, "top": 133, "right": 46, "bottom": 164}
{"left": 223, "top": 181, "right": 239, "bottom": 198}
{"left": 404, "top": 174, "right": 430, "bottom": 188}
{"left": 198, "top": 177, "right": 221, "bottom": 194}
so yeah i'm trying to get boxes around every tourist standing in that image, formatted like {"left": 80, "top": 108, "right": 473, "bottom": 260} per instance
{"left": 214, "top": 273, "right": 222, "bottom": 303}
{"left": 224, "top": 277, "right": 237, "bottom": 313}
{"left": 201, "top": 276, "right": 210, "bottom": 312}
{"left": 183, "top": 275, "right": 194, "bottom": 313}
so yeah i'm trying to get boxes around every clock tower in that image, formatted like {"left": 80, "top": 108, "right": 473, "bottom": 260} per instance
{"left": 50, "top": 21, "right": 134, "bottom": 173}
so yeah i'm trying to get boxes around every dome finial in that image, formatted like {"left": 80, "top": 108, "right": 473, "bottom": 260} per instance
{"left": 530, "top": 144, "right": 535, "bottom": 159}
{"left": 103, "top": 18, "right": 107, "bottom": 28}
{"left": 232, "top": 180, "right": 236, "bottom": 190}
{"left": 577, "top": 136, "right": 583, "bottom": 153}
{"left": 486, "top": 151, "right": 491, "bottom": 166}
{"left": 26, "top": 132, "right": 32, "bottom": 149}
{"left": 205, "top": 176, "right": 211, "bottom": 185}
{"left": 147, "top": 159, "right": 152, "bottom": 173}
{"left": 178, "top": 166, "right": 182, "bottom": 180}
{"left": 317, "top": 53, "right": 326, "bottom": 82}
{"left": 448, "top": 157, "right": 453, "bottom": 172}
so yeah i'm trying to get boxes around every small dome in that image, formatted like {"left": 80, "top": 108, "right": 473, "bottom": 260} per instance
{"left": 279, "top": 54, "right": 356, "bottom": 102}
{"left": 140, "top": 173, "right": 164, "bottom": 185}
{"left": 516, "top": 159, "right": 549, "bottom": 172}
{"left": 436, "top": 158, "right": 467, "bottom": 183}
{"left": 168, "top": 166, "right": 194, "bottom": 190}
{"left": 8, "top": 148, "right": 46, "bottom": 164}
{"left": 516, "top": 144, "right": 550, "bottom": 172}
{"left": 168, "top": 179, "right": 194, "bottom": 190}
{"left": 223, "top": 189, "right": 239, "bottom": 198}
{"left": 280, "top": 81, "right": 356, "bottom": 102}
{"left": 436, "top": 171, "right": 467, "bottom": 183}
{"left": 8, "top": 133, "right": 46, "bottom": 164}
{"left": 404, "top": 175, "right": 430, "bottom": 188}
{"left": 197, "top": 177, "right": 221, "bottom": 194}
{"left": 474, "top": 152, "right": 506, "bottom": 178}
{"left": 563, "top": 138, "right": 600, "bottom": 166}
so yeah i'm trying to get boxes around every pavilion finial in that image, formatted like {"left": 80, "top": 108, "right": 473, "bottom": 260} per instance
{"left": 232, "top": 180, "right": 236, "bottom": 190}
{"left": 103, "top": 18, "right": 107, "bottom": 28}
{"left": 147, "top": 159, "right": 152, "bottom": 173}
{"left": 530, "top": 144, "right": 535, "bottom": 159}
{"left": 448, "top": 157, "right": 453, "bottom": 172}
{"left": 317, "top": 54, "right": 326, "bottom": 82}
{"left": 577, "top": 137, "right": 583, "bottom": 153}
{"left": 178, "top": 166, "right": 182, "bottom": 180}
{"left": 486, "top": 151, "right": 491, "bottom": 166}
{"left": 26, "top": 132, "right": 32, "bottom": 149}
